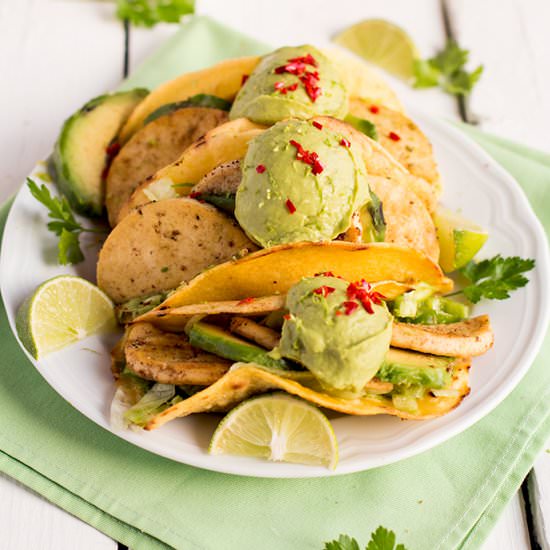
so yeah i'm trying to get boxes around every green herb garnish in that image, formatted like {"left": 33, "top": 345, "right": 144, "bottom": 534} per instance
{"left": 457, "top": 255, "right": 536, "bottom": 303}
{"left": 345, "top": 114, "right": 378, "bottom": 141}
{"left": 116, "top": 0, "right": 195, "bottom": 28}
{"left": 27, "top": 178, "right": 104, "bottom": 265}
{"left": 413, "top": 39, "right": 483, "bottom": 96}
{"left": 324, "top": 526, "right": 407, "bottom": 550}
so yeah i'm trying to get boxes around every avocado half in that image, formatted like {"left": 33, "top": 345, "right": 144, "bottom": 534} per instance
{"left": 49, "top": 88, "right": 148, "bottom": 216}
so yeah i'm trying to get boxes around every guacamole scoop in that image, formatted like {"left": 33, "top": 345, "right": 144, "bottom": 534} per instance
{"left": 235, "top": 119, "right": 369, "bottom": 247}
{"left": 279, "top": 276, "right": 393, "bottom": 395}
{"left": 230, "top": 45, "right": 348, "bottom": 125}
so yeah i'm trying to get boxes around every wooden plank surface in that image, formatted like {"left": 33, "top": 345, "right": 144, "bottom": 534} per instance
{"left": 1, "top": 1, "right": 548, "bottom": 549}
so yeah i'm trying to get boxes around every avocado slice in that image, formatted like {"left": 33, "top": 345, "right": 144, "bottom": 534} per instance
{"left": 377, "top": 348, "right": 452, "bottom": 389}
{"left": 144, "top": 94, "right": 232, "bottom": 125}
{"left": 187, "top": 321, "right": 291, "bottom": 371}
{"left": 49, "top": 88, "right": 148, "bottom": 216}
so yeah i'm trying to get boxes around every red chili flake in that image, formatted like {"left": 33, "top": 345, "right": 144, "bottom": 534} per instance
{"left": 335, "top": 310, "right": 343, "bottom": 316}
{"left": 289, "top": 139, "right": 324, "bottom": 175}
{"left": 342, "top": 301, "right": 359, "bottom": 316}
{"left": 299, "top": 71, "right": 321, "bottom": 102}
{"left": 369, "top": 105, "right": 380, "bottom": 114}
{"left": 288, "top": 54, "right": 317, "bottom": 67}
{"left": 314, "top": 271, "right": 335, "bottom": 277}
{"left": 237, "top": 297, "right": 255, "bottom": 305}
{"left": 285, "top": 198, "right": 297, "bottom": 214}
{"left": 256, "top": 164, "right": 266, "bottom": 174}
{"left": 106, "top": 141, "right": 121, "bottom": 157}
{"left": 283, "top": 314, "right": 291, "bottom": 320}
{"left": 313, "top": 285, "right": 336, "bottom": 298}
{"left": 241, "top": 74, "right": 249, "bottom": 85}
{"left": 312, "top": 121, "right": 323, "bottom": 130}
{"left": 388, "top": 131, "right": 401, "bottom": 141}
{"left": 339, "top": 138, "right": 351, "bottom": 148}
{"left": 274, "top": 81, "right": 299, "bottom": 95}
{"left": 346, "top": 280, "right": 385, "bottom": 315}
{"left": 274, "top": 54, "right": 321, "bottom": 102}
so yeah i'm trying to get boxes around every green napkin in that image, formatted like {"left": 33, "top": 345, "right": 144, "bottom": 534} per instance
{"left": 1, "top": 15, "right": 549, "bottom": 550}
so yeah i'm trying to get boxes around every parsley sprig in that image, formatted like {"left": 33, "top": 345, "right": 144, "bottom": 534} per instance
{"left": 27, "top": 178, "right": 105, "bottom": 265}
{"left": 456, "top": 255, "right": 536, "bottom": 303}
{"left": 116, "top": 0, "right": 195, "bottom": 28}
{"left": 413, "top": 39, "right": 483, "bottom": 96}
{"left": 324, "top": 526, "right": 407, "bottom": 550}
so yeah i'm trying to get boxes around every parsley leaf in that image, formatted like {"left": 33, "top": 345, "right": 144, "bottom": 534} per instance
{"left": 324, "top": 534, "right": 361, "bottom": 550}
{"left": 116, "top": 0, "right": 195, "bottom": 28}
{"left": 412, "top": 39, "right": 483, "bottom": 96}
{"left": 27, "top": 178, "right": 102, "bottom": 265}
{"left": 459, "top": 255, "right": 536, "bottom": 303}
{"left": 324, "top": 526, "right": 407, "bottom": 550}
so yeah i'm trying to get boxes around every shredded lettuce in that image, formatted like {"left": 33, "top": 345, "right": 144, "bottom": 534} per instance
{"left": 123, "top": 383, "right": 182, "bottom": 427}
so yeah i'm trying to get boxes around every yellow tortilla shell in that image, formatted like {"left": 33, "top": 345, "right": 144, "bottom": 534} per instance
{"left": 136, "top": 241, "right": 452, "bottom": 329}
{"left": 145, "top": 359, "right": 471, "bottom": 430}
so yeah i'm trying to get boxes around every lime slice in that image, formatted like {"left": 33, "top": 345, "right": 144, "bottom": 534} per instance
{"left": 16, "top": 275, "right": 116, "bottom": 358}
{"left": 209, "top": 393, "right": 338, "bottom": 469}
{"left": 435, "top": 207, "right": 489, "bottom": 272}
{"left": 334, "top": 19, "right": 419, "bottom": 80}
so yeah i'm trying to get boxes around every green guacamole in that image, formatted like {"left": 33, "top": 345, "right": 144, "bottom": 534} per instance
{"left": 278, "top": 276, "right": 393, "bottom": 395}
{"left": 229, "top": 45, "right": 348, "bottom": 125}
{"left": 235, "top": 119, "right": 369, "bottom": 247}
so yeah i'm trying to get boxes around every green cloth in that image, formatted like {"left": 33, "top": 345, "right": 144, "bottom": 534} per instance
{"left": 1, "top": 15, "right": 549, "bottom": 550}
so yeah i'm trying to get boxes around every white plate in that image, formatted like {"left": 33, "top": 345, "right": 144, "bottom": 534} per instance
{"left": 1, "top": 114, "right": 549, "bottom": 478}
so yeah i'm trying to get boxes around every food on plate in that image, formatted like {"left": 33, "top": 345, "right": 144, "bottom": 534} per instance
{"left": 279, "top": 276, "right": 393, "bottom": 395}
{"left": 348, "top": 97, "right": 441, "bottom": 191}
{"left": 16, "top": 276, "right": 116, "bottom": 359}
{"left": 435, "top": 207, "right": 489, "bottom": 272}
{"left": 49, "top": 89, "right": 148, "bottom": 216}
{"left": 235, "top": 119, "right": 368, "bottom": 246}
{"left": 230, "top": 45, "right": 348, "bottom": 124}
{"left": 23, "top": 43, "right": 536, "bottom": 469}
{"left": 97, "top": 197, "right": 256, "bottom": 303}
{"left": 106, "top": 102, "right": 229, "bottom": 225}
{"left": 209, "top": 393, "right": 339, "bottom": 469}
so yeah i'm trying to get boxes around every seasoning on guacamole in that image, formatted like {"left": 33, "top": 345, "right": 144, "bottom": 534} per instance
{"left": 229, "top": 45, "right": 348, "bottom": 125}
{"left": 278, "top": 276, "right": 393, "bottom": 395}
{"left": 235, "top": 119, "right": 369, "bottom": 247}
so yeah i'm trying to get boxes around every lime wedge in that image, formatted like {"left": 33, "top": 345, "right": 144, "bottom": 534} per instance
{"left": 334, "top": 19, "right": 419, "bottom": 80}
{"left": 209, "top": 393, "right": 338, "bottom": 469}
{"left": 435, "top": 207, "right": 489, "bottom": 272}
{"left": 16, "top": 275, "right": 116, "bottom": 358}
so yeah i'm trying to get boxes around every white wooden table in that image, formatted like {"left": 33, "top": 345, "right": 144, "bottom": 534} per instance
{"left": 1, "top": 1, "right": 549, "bottom": 548}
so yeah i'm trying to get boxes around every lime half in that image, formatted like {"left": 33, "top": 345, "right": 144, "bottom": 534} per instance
{"left": 435, "top": 207, "right": 489, "bottom": 272}
{"left": 209, "top": 393, "right": 338, "bottom": 469}
{"left": 334, "top": 19, "right": 419, "bottom": 80}
{"left": 16, "top": 275, "right": 116, "bottom": 358}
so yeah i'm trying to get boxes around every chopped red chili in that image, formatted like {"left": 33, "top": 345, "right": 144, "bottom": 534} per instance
{"left": 285, "top": 198, "right": 297, "bottom": 214}
{"left": 299, "top": 70, "right": 321, "bottom": 102}
{"left": 388, "top": 131, "right": 401, "bottom": 141}
{"left": 342, "top": 301, "right": 359, "bottom": 315}
{"left": 274, "top": 54, "right": 321, "bottom": 102}
{"left": 369, "top": 105, "right": 380, "bottom": 114}
{"left": 237, "top": 297, "right": 255, "bottom": 305}
{"left": 313, "top": 285, "right": 336, "bottom": 297}
{"left": 241, "top": 74, "right": 249, "bottom": 85}
{"left": 339, "top": 138, "right": 351, "bottom": 148}
{"left": 256, "top": 164, "right": 266, "bottom": 174}
{"left": 346, "top": 279, "right": 385, "bottom": 314}
{"left": 312, "top": 120, "right": 323, "bottom": 130}
{"left": 289, "top": 139, "right": 324, "bottom": 175}
{"left": 315, "top": 271, "right": 335, "bottom": 277}
{"left": 106, "top": 141, "right": 121, "bottom": 157}
{"left": 274, "top": 81, "right": 298, "bottom": 95}
{"left": 283, "top": 314, "right": 291, "bottom": 320}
